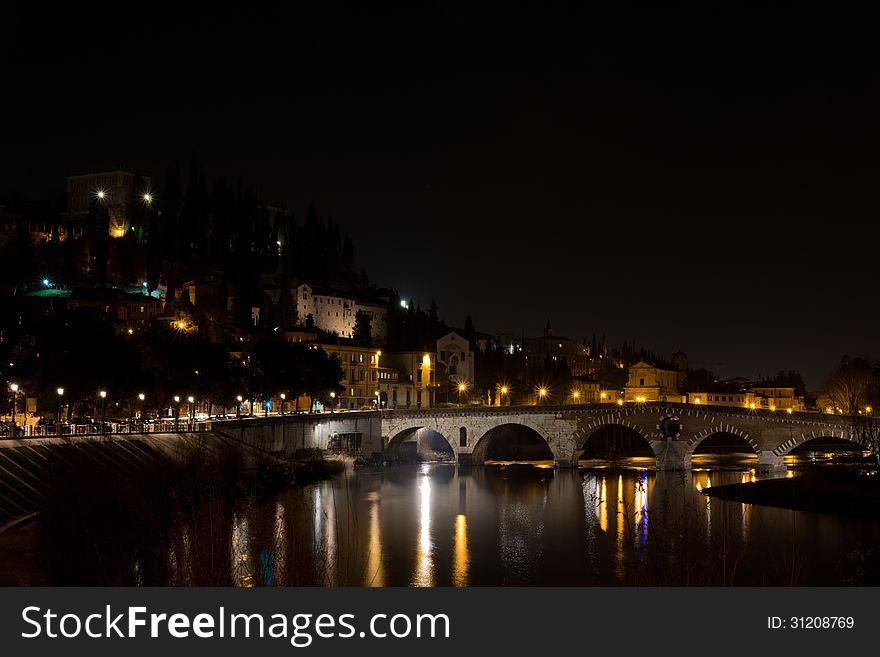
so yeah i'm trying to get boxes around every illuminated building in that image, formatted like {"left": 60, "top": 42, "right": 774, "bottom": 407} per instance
{"left": 66, "top": 170, "right": 152, "bottom": 238}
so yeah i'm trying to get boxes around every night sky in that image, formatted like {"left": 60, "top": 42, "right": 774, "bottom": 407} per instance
{"left": 2, "top": 2, "right": 877, "bottom": 388}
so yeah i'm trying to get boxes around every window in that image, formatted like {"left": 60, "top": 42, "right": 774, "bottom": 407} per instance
{"left": 459, "top": 427, "right": 467, "bottom": 447}
{"left": 639, "top": 378, "right": 645, "bottom": 386}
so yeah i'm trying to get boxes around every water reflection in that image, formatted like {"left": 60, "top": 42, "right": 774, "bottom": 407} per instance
{"left": 119, "top": 458, "right": 880, "bottom": 586}
{"left": 453, "top": 514, "right": 469, "bottom": 587}
{"left": 411, "top": 465, "right": 434, "bottom": 586}
{"left": 365, "top": 492, "right": 384, "bottom": 586}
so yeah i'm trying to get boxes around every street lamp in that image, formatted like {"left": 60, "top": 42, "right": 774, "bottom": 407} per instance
{"left": 457, "top": 382, "right": 467, "bottom": 406}
{"left": 138, "top": 393, "right": 146, "bottom": 430}
{"left": 572, "top": 390, "right": 580, "bottom": 403}
{"left": 500, "top": 385, "right": 509, "bottom": 406}
{"left": 187, "top": 396, "right": 195, "bottom": 426}
{"left": 9, "top": 383, "right": 18, "bottom": 437}
{"left": 375, "top": 390, "right": 381, "bottom": 410}
{"left": 56, "top": 387, "right": 64, "bottom": 434}
{"left": 330, "top": 391, "right": 336, "bottom": 413}
{"left": 280, "top": 393, "right": 286, "bottom": 416}
{"left": 537, "top": 387, "right": 547, "bottom": 405}
{"left": 99, "top": 390, "right": 107, "bottom": 433}
{"left": 173, "top": 395, "right": 180, "bottom": 430}
{"left": 236, "top": 395, "right": 243, "bottom": 418}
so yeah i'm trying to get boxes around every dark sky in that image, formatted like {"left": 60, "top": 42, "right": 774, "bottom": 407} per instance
{"left": 2, "top": 1, "right": 878, "bottom": 388}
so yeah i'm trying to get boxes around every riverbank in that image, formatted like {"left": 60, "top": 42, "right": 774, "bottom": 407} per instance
{"left": 703, "top": 467, "right": 880, "bottom": 517}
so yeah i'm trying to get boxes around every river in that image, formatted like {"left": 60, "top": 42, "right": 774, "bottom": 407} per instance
{"left": 225, "top": 457, "right": 880, "bottom": 586}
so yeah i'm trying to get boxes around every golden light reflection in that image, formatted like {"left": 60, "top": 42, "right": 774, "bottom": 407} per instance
{"left": 615, "top": 475, "right": 625, "bottom": 579}
{"left": 598, "top": 477, "right": 608, "bottom": 532}
{"left": 452, "top": 514, "right": 469, "bottom": 587}
{"left": 411, "top": 473, "right": 434, "bottom": 587}
{"left": 365, "top": 494, "right": 384, "bottom": 587}
{"left": 634, "top": 477, "right": 647, "bottom": 526}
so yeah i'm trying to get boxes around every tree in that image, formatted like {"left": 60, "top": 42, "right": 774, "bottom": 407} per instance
{"left": 353, "top": 310, "right": 373, "bottom": 346}
{"left": 342, "top": 233, "right": 354, "bottom": 271}
{"left": 0, "top": 227, "right": 38, "bottom": 295}
{"left": 826, "top": 357, "right": 880, "bottom": 465}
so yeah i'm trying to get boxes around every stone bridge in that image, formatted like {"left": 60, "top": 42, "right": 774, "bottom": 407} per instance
{"left": 218, "top": 403, "right": 864, "bottom": 471}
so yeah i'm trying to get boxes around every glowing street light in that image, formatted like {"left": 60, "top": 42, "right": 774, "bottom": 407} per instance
{"left": 236, "top": 395, "right": 243, "bottom": 417}
{"left": 280, "top": 393, "right": 286, "bottom": 415}
{"left": 786, "top": 408, "right": 793, "bottom": 415}
{"left": 56, "top": 387, "right": 64, "bottom": 433}
{"left": 572, "top": 390, "right": 581, "bottom": 403}
{"left": 96, "top": 190, "right": 106, "bottom": 200}
{"left": 172, "top": 395, "right": 180, "bottom": 429}
{"left": 99, "top": 390, "right": 107, "bottom": 433}
{"left": 537, "top": 387, "right": 548, "bottom": 405}
{"left": 142, "top": 193, "right": 152, "bottom": 204}
{"left": 616, "top": 399, "right": 624, "bottom": 406}
{"left": 9, "top": 383, "right": 19, "bottom": 437}
{"left": 42, "top": 278, "right": 51, "bottom": 288}
{"left": 329, "top": 391, "right": 336, "bottom": 413}
{"left": 375, "top": 390, "right": 381, "bottom": 410}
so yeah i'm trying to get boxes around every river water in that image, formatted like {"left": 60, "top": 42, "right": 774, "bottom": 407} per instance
{"left": 227, "top": 458, "right": 880, "bottom": 586}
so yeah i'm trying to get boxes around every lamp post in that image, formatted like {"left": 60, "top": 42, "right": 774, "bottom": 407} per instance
{"left": 236, "top": 395, "right": 243, "bottom": 418}
{"left": 458, "top": 382, "right": 467, "bottom": 406}
{"left": 280, "top": 393, "right": 286, "bottom": 416}
{"left": 99, "top": 390, "right": 107, "bottom": 433}
{"left": 9, "top": 383, "right": 19, "bottom": 433}
{"left": 330, "top": 391, "right": 336, "bottom": 413}
{"left": 173, "top": 396, "right": 180, "bottom": 431}
{"left": 56, "top": 387, "right": 64, "bottom": 434}
{"left": 572, "top": 390, "right": 580, "bottom": 404}
{"left": 375, "top": 390, "right": 381, "bottom": 411}
{"left": 10, "top": 383, "right": 19, "bottom": 437}
{"left": 187, "top": 396, "right": 195, "bottom": 429}
{"left": 138, "top": 393, "right": 146, "bottom": 431}
{"left": 500, "top": 385, "right": 508, "bottom": 407}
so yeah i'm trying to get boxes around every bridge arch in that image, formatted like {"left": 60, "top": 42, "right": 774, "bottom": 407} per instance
{"left": 471, "top": 422, "right": 554, "bottom": 463}
{"left": 385, "top": 423, "right": 455, "bottom": 462}
{"left": 688, "top": 429, "right": 761, "bottom": 458}
{"left": 776, "top": 432, "right": 865, "bottom": 457}
{"left": 574, "top": 421, "right": 659, "bottom": 460}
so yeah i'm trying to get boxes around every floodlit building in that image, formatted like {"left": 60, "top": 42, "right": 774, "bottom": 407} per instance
{"left": 295, "top": 283, "right": 388, "bottom": 344}
{"left": 625, "top": 360, "right": 686, "bottom": 403}
{"left": 67, "top": 170, "right": 153, "bottom": 238}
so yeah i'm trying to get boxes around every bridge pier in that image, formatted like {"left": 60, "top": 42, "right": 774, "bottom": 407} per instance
{"left": 653, "top": 440, "right": 692, "bottom": 471}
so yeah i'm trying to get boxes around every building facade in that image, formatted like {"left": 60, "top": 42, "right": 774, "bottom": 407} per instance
{"left": 295, "top": 284, "right": 388, "bottom": 344}
{"left": 624, "top": 361, "right": 686, "bottom": 403}
{"left": 67, "top": 170, "right": 152, "bottom": 238}
{"left": 523, "top": 321, "right": 593, "bottom": 377}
